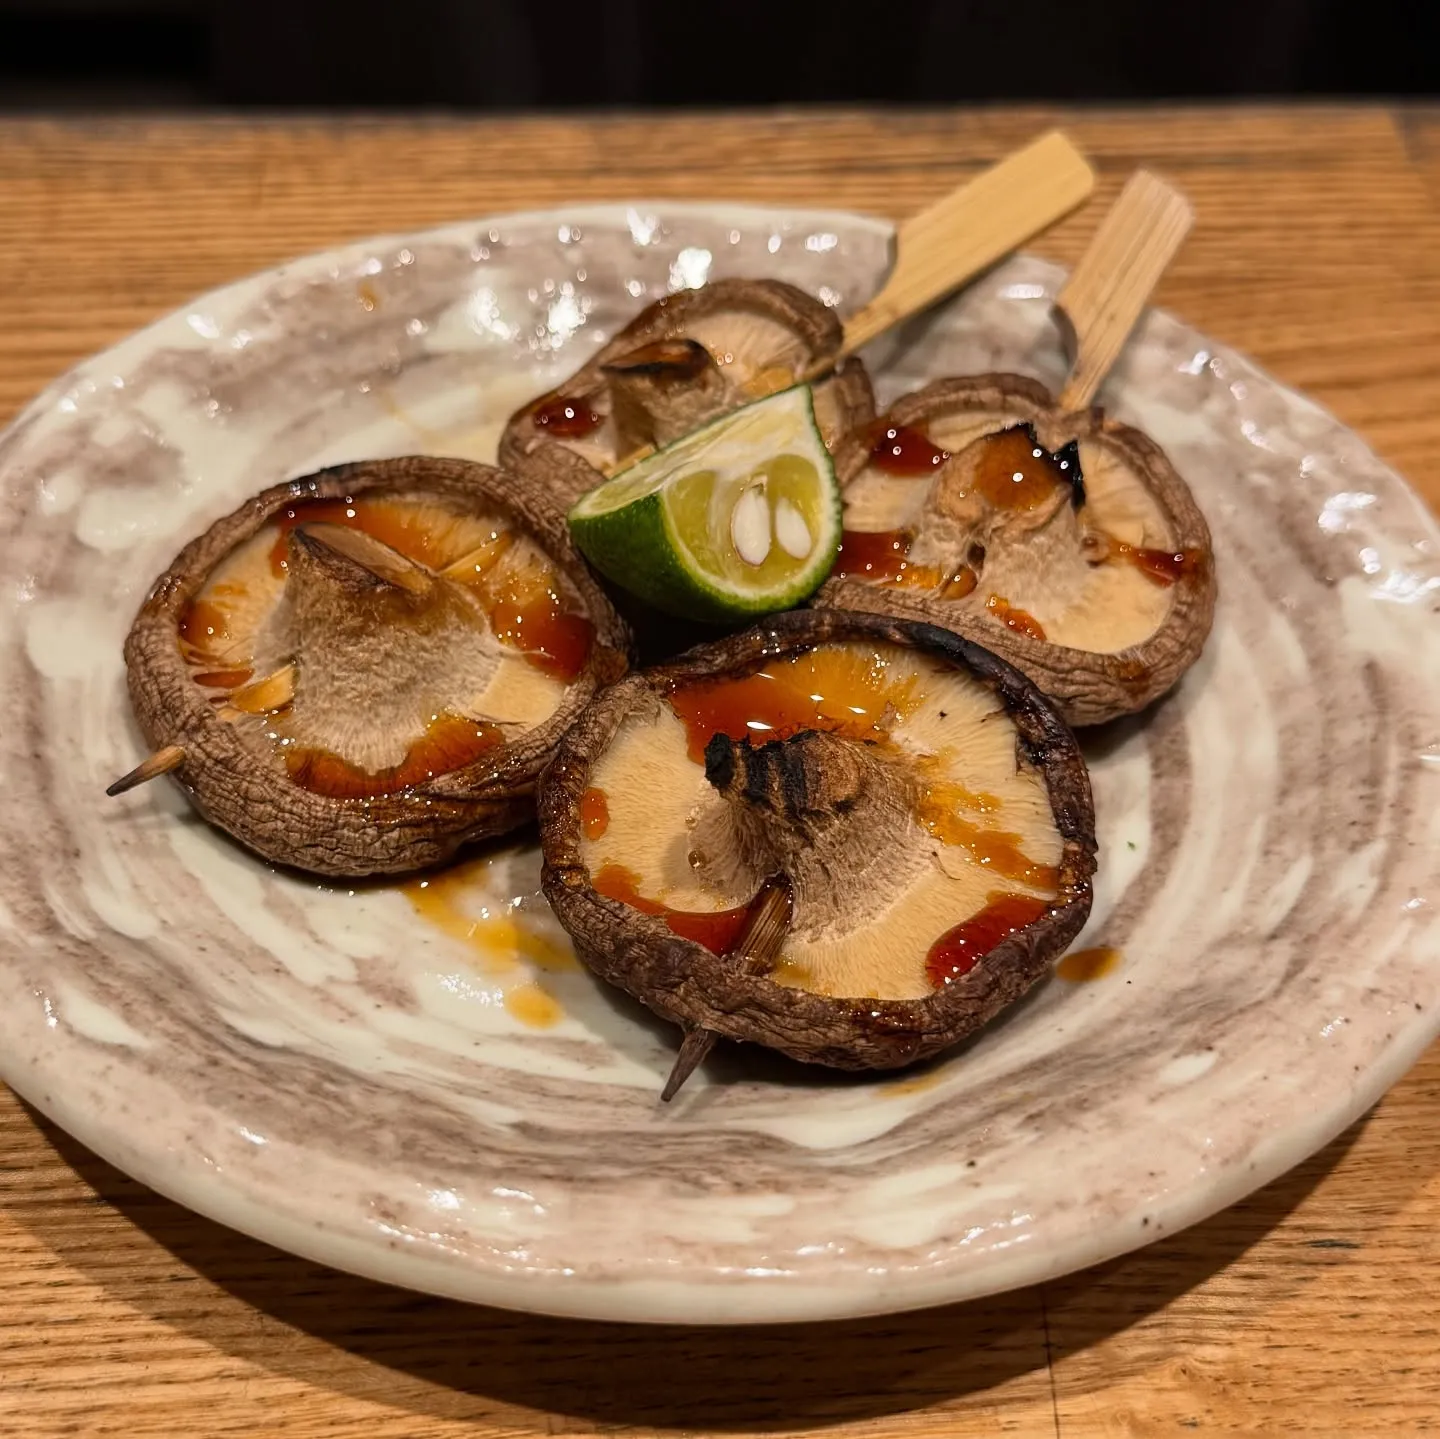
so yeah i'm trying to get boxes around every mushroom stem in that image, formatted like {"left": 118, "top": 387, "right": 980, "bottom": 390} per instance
{"left": 604, "top": 337, "right": 731, "bottom": 456}
{"left": 731, "top": 873, "right": 796, "bottom": 973}
{"left": 106, "top": 743, "right": 185, "bottom": 796}
{"left": 660, "top": 873, "right": 794, "bottom": 1102}
{"left": 291, "top": 523, "right": 435, "bottom": 596}
{"left": 703, "top": 729, "right": 873, "bottom": 840}
{"left": 600, "top": 338, "right": 716, "bottom": 380}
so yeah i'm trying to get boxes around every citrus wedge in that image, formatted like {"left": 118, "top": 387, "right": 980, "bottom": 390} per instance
{"left": 567, "top": 386, "right": 841, "bottom": 624}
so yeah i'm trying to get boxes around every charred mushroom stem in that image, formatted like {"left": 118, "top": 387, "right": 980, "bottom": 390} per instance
{"left": 696, "top": 729, "right": 924, "bottom": 939}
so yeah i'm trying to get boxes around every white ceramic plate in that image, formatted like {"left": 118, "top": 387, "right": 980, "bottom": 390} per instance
{"left": 1, "top": 204, "right": 1437, "bottom": 1325}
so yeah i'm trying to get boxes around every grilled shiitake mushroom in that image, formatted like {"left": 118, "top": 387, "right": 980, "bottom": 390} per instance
{"left": 540, "top": 608, "right": 1095, "bottom": 1090}
{"left": 114, "top": 457, "right": 629, "bottom": 876}
{"left": 816, "top": 374, "right": 1216, "bottom": 725}
{"left": 499, "top": 279, "right": 875, "bottom": 498}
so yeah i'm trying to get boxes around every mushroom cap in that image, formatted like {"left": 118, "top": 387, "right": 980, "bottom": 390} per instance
{"left": 539, "top": 608, "right": 1096, "bottom": 1072}
{"left": 124, "top": 456, "right": 630, "bottom": 877}
{"left": 816, "top": 374, "right": 1217, "bottom": 726}
{"left": 499, "top": 278, "right": 875, "bottom": 502}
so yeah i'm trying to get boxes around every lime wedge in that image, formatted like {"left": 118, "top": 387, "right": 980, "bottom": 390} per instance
{"left": 567, "top": 386, "right": 841, "bottom": 623}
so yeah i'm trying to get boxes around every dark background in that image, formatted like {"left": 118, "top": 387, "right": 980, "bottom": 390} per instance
{"left": 0, "top": 0, "right": 1436, "bottom": 108}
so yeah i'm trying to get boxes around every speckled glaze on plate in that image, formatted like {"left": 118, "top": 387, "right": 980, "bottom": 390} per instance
{"left": 1, "top": 205, "right": 1437, "bottom": 1325}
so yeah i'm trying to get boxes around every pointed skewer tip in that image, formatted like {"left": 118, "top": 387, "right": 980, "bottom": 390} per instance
{"left": 105, "top": 743, "right": 185, "bottom": 797}
{"left": 661, "top": 1027, "right": 719, "bottom": 1103}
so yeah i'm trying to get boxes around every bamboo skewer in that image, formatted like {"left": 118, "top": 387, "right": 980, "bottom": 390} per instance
{"left": 106, "top": 744, "right": 185, "bottom": 796}
{"left": 104, "top": 667, "right": 295, "bottom": 796}
{"left": 839, "top": 130, "right": 1096, "bottom": 354}
{"left": 604, "top": 129, "right": 1096, "bottom": 477}
{"left": 660, "top": 873, "right": 795, "bottom": 1103}
{"left": 106, "top": 524, "right": 405, "bottom": 796}
{"left": 1054, "top": 170, "right": 1194, "bottom": 413}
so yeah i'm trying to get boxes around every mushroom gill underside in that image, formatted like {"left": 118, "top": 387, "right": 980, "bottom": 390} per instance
{"left": 180, "top": 499, "right": 582, "bottom": 792}
{"left": 839, "top": 419, "right": 1179, "bottom": 649}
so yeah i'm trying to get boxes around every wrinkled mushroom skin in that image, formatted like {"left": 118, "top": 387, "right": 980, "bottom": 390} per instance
{"left": 124, "top": 457, "right": 630, "bottom": 877}
{"left": 540, "top": 609, "right": 1096, "bottom": 1073}
{"left": 499, "top": 279, "right": 875, "bottom": 498}
{"left": 502, "top": 436, "right": 618, "bottom": 514}
{"left": 817, "top": 374, "right": 1217, "bottom": 727}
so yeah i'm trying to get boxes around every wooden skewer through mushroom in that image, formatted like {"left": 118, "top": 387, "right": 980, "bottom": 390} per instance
{"left": 661, "top": 873, "right": 793, "bottom": 1101}
{"left": 817, "top": 171, "right": 1214, "bottom": 726}
{"left": 503, "top": 131, "right": 1097, "bottom": 488}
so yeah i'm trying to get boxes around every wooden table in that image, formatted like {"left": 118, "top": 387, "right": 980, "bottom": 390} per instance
{"left": 2, "top": 106, "right": 1439, "bottom": 1438}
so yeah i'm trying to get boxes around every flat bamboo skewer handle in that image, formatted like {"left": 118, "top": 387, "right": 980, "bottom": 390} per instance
{"left": 608, "top": 131, "right": 1096, "bottom": 473}
{"left": 1054, "top": 170, "right": 1193, "bottom": 413}
{"left": 838, "top": 129, "right": 1097, "bottom": 356}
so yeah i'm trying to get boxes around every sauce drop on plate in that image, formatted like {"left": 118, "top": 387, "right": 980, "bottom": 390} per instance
{"left": 504, "top": 983, "right": 564, "bottom": 1028}
{"left": 402, "top": 857, "right": 577, "bottom": 975}
{"left": 1055, "top": 946, "right": 1122, "bottom": 981}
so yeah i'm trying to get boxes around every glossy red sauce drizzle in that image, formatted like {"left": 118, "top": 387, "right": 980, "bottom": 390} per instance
{"left": 533, "top": 394, "right": 604, "bottom": 438}
{"left": 969, "top": 427, "right": 1075, "bottom": 512}
{"left": 984, "top": 594, "right": 1047, "bottom": 642}
{"left": 580, "top": 786, "right": 610, "bottom": 840}
{"left": 867, "top": 421, "right": 949, "bottom": 476}
{"left": 666, "top": 648, "right": 916, "bottom": 764}
{"left": 1107, "top": 539, "right": 1206, "bottom": 586}
{"left": 285, "top": 713, "right": 504, "bottom": 799}
{"left": 593, "top": 862, "right": 752, "bottom": 955}
{"left": 926, "top": 893, "right": 1051, "bottom": 988}
{"left": 487, "top": 590, "right": 594, "bottom": 682}
{"left": 834, "top": 529, "right": 925, "bottom": 583}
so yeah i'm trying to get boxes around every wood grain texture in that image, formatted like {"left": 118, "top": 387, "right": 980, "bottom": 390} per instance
{"left": 2, "top": 105, "right": 1439, "bottom": 1438}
